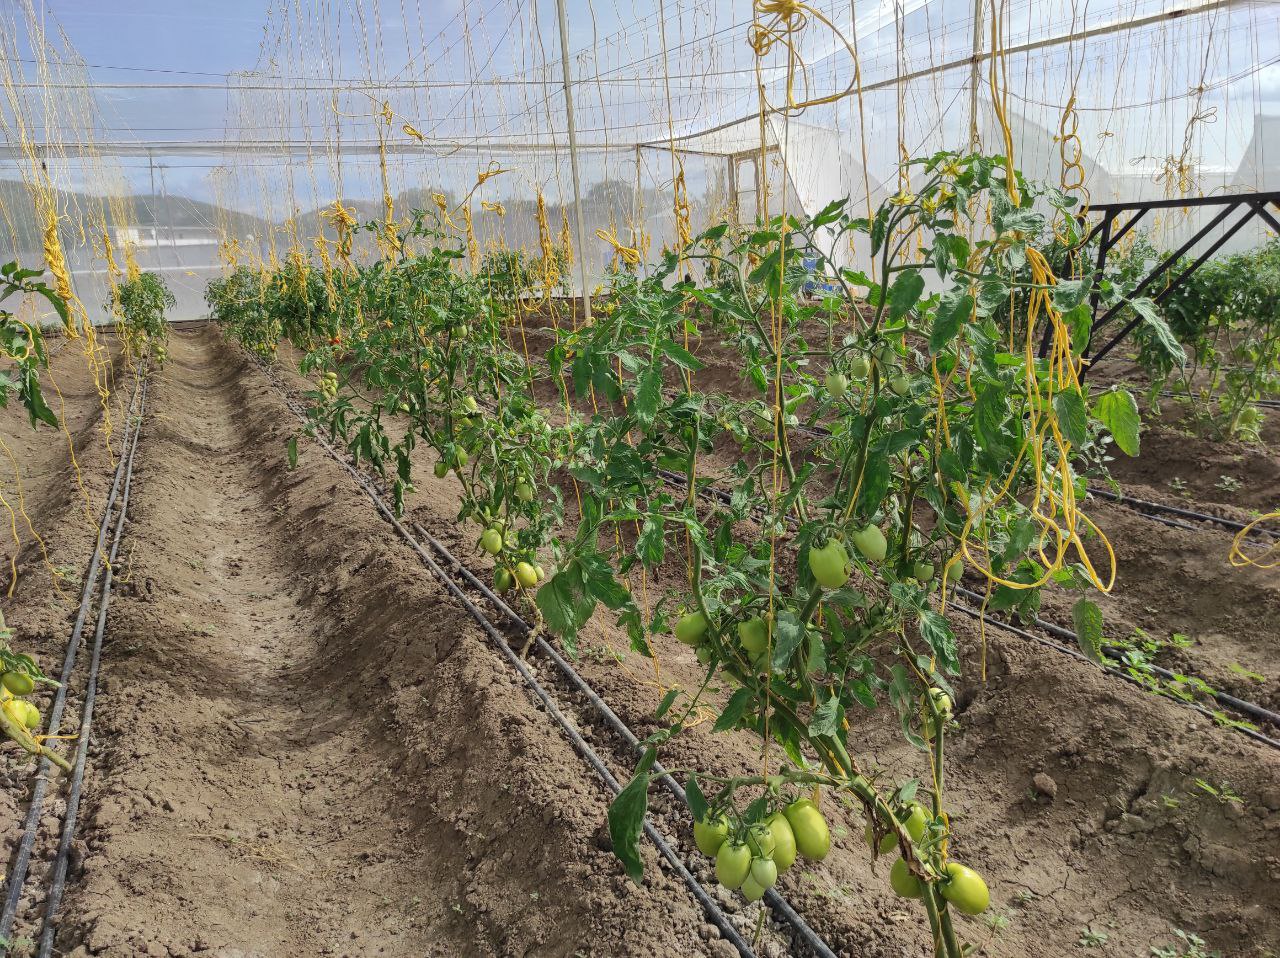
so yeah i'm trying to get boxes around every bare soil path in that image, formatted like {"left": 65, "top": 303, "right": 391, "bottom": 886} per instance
{"left": 51, "top": 326, "right": 718, "bottom": 958}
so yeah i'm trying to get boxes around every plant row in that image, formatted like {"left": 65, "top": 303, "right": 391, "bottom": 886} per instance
{"left": 209, "top": 151, "right": 1154, "bottom": 957}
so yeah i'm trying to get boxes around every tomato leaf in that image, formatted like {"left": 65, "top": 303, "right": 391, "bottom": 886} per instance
{"left": 810, "top": 196, "right": 847, "bottom": 227}
{"left": 714, "top": 688, "right": 756, "bottom": 732}
{"left": 807, "top": 693, "right": 843, "bottom": 738}
{"left": 1052, "top": 386, "right": 1089, "bottom": 449}
{"left": 535, "top": 561, "right": 597, "bottom": 649}
{"left": 887, "top": 270, "right": 925, "bottom": 321}
{"left": 637, "top": 515, "right": 666, "bottom": 567}
{"left": 655, "top": 687, "right": 680, "bottom": 719}
{"left": 685, "top": 775, "right": 709, "bottom": 822}
{"left": 1092, "top": 388, "right": 1141, "bottom": 456}
{"left": 580, "top": 552, "right": 631, "bottom": 610}
{"left": 1071, "top": 598, "right": 1105, "bottom": 664}
{"left": 1130, "top": 297, "right": 1186, "bottom": 367}
{"left": 917, "top": 610, "right": 959, "bottom": 674}
{"left": 770, "top": 610, "right": 806, "bottom": 669}
{"left": 930, "top": 288, "right": 972, "bottom": 354}
{"left": 659, "top": 340, "right": 704, "bottom": 371}
{"left": 608, "top": 748, "right": 656, "bottom": 882}
{"left": 633, "top": 361, "right": 662, "bottom": 429}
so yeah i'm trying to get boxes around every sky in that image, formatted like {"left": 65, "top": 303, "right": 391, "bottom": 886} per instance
{"left": 2, "top": 0, "right": 1277, "bottom": 210}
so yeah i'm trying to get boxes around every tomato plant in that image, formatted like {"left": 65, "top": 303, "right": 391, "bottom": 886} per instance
{"left": 547, "top": 152, "right": 1138, "bottom": 955}
{"left": 207, "top": 152, "right": 1146, "bottom": 956}
{"left": 111, "top": 270, "right": 175, "bottom": 362}
{"left": 1154, "top": 239, "right": 1280, "bottom": 441}
{"left": 0, "top": 262, "right": 67, "bottom": 769}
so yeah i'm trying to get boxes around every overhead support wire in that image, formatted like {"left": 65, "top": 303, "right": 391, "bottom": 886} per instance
{"left": 642, "top": 0, "right": 1241, "bottom": 147}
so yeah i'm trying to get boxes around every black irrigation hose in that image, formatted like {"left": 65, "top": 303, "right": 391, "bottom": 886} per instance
{"left": 261, "top": 376, "right": 766, "bottom": 958}
{"left": 1085, "top": 484, "right": 1277, "bottom": 541}
{"left": 37, "top": 378, "right": 147, "bottom": 957}
{"left": 950, "top": 585, "right": 1280, "bottom": 750}
{"left": 409, "top": 522, "right": 839, "bottom": 958}
{"left": 1159, "top": 389, "right": 1280, "bottom": 411}
{"left": 0, "top": 370, "right": 146, "bottom": 946}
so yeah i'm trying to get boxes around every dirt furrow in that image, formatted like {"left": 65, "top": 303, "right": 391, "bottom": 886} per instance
{"left": 49, "top": 325, "right": 728, "bottom": 958}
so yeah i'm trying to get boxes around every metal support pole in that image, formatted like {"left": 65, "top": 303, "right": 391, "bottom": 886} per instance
{"left": 553, "top": 0, "right": 593, "bottom": 324}
{"left": 968, "top": 0, "right": 986, "bottom": 148}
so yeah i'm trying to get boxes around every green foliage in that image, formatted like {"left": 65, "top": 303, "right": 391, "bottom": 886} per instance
{"left": 1137, "top": 239, "right": 1280, "bottom": 441}
{"left": 112, "top": 270, "right": 175, "bottom": 357}
{"left": 0, "top": 260, "right": 60, "bottom": 427}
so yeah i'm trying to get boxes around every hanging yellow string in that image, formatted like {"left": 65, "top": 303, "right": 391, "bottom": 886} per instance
{"left": 594, "top": 224, "right": 641, "bottom": 268}
{"left": 1229, "top": 514, "right": 1280, "bottom": 570}
{"left": 956, "top": 246, "right": 1116, "bottom": 594}
{"left": 748, "top": 0, "right": 860, "bottom": 115}
{"left": 462, "top": 203, "right": 479, "bottom": 272}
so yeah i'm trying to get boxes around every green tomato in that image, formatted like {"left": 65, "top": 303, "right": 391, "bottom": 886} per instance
{"left": 461, "top": 395, "right": 479, "bottom": 414}
{"left": 865, "top": 821, "right": 897, "bottom": 854}
{"left": 912, "top": 560, "right": 935, "bottom": 582}
{"left": 2, "top": 699, "right": 31, "bottom": 731}
{"left": 737, "top": 616, "right": 769, "bottom": 656}
{"left": 455, "top": 448, "right": 469, "bottom": 469}
{"left": 808, "top": 540, "right": 850, "bottom": 590}
{"left": 849, "top": 354, "right": 870, "bottom": 378}
{"left": 750, "top": 856, "right": 778, "bottom": 890}
{"left": 851, "top": 524, "right": 888, "bottom": 563}
{"left": 434, "top": 461, "right": 449, "bottom": 479}
{"left": 494, "top": 567, "right": 513, "bottom": 592}
{"left": 695, "top": 646, "right": 713, "bottom": 665}
{"left": 888, "top": 374, "right": 911, "bottom": 397}
{"left": 739, "top": 874, "right": 766, "bottom": 902}
{"left": 748, "top": 824, "right": 775, "bottom": 860}
{"left": 674, "top": 611, "right": 709, "bottom": 646}
{"left": 926, "top": 687, "right": 954, "bottom": 721}
{"left": 693, "top": 815, "right": 729, "bottom": 856}
{"left": 889, "top": 857, "right": 924, "bottom": 899}
{"left": 455, "top": 324, "right": 471, "bottom": 339}
{"left": 783, "top": 799, "right": 831, "bottom": 862}
{"left": 764, "top": 812, "right": 797, "bottom": 873}
{"left": 874, "top": 342, "right": 897, "bottom": 367}
{"left": 17, "top": 700, "right": 40, "bottom": 729}
{"left": 1, "top": 671, "right": 35, "bottom": 696}
{"left": 515, "top": 482, "right": 535, "bottom": 503}
{"left": 716, "top": 841, "right": 752, "bottom": 890}
{"left": 902, "top": 803, "right": 929, "bottom": 843}
{"left": 824, "top": 371, "right": 848, "bottom": 400}
{"left": 533, "top": 564, "right": 545, "bottom": 581}
{"left": 943, "top": 555, "right": 963, "bottom": 585}
{"left": 940, "top": 862, "right": 990, "bottom": 915}
{"left": 480, "top": 528, "right": 504, "bottom": 555}
{"left": 514, "top": 562, "right": 539, "bottom": 588}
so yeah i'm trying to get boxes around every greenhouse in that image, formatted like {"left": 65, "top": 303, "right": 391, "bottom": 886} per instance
{"left": 0, "top": 0, "right": 1278, "bottom": 955}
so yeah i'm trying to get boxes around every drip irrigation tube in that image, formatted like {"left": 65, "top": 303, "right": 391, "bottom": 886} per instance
{"left": 1085, "top": 485, "right": 1277, "bottom": 540}
{"left": 261, "top": 376, "right": 773, "bottom": 958}
{"left": 0, "top": 369, "right": 146, "bottom": 944}
{"left": 37, "top": 378, "right": 147, "bottom": 957}
{"left": 950, "top": 585, "right": 1280, "bottom": 750}
{"left": 1160, "top": 390, "right": 1280, "bottom": 411}
{"left": 408, "top": 520, "right": 838, "bottom": 958}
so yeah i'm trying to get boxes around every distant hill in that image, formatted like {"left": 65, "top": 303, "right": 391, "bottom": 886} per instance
{"left": 0, "top": 179, "right": 271, "bottom": 254}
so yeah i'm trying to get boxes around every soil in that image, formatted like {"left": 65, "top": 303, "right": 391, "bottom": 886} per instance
{"left": 2, "top": 322, "right": 1278, "bottom": 958}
